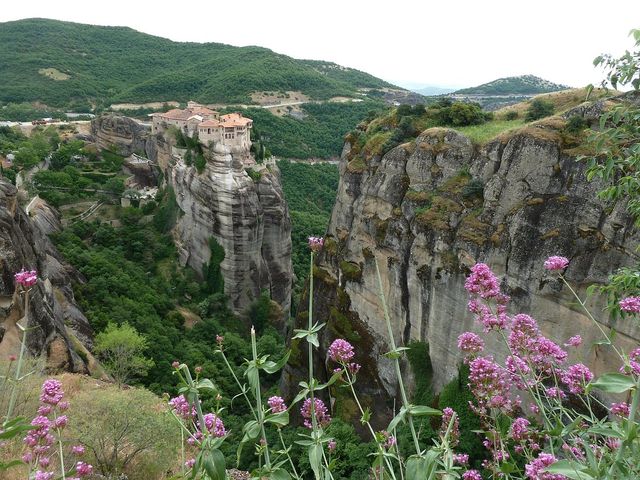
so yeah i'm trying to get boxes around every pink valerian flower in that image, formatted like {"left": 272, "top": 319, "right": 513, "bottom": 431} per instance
{"left": 545, "top": 387, "right": 567, "bottom": 400}
{"left": 14, "top": 269, "right": 38, "bottom": 288}
{"left": 619, "top": 296, "right": 640, "bottom": 313}
{"left": 564, "top": 335, "right": 582, "bottom": 347}
{"left": 505, "top": 355, "right": 532, "bottom": 389}
{"left": 543, "top": 256, "right": 569, "bottom": 271}
{"left": 71, "top": 445, "right": 85, "bottom": 456}
{"left": 171, "top": 361, "right": 180, "bottom": 369}
{"left": 561, "top": 363, "right": 593, "bottom": 394}
{"left": 308, "top": 236, "right": 324, "bottom": 252}
{"left": 267, "top": 396, "right": 287, "bottom": 413}
{"left": 605, "top": 438, "right": 622, "bottom": 450}
{"left": 203, "top": 413, "right": 226, "bottom": 437}
{"left": 327, "top": 440, "right": 337, "bottom": 451}
{"left": 462, "top": 471, "right": 482, "bottom": 480}
{"left": 439, "top": 407, "right": 459, "bottom": 447}
{"left": 40, "top": 379, "right": 64, "bottom": 406}
{"left": 168, "top": 395, "right": 196, "bottom": 420}
{"left": 457, "top": 332, "right": 484, "bottom": 354}
{"left": 216, "top": 335, "right": 224, "bottom": 346}
{"left": 53, "top": 415, "right": 68, "bottom": 429}
{"left": 327, "top": 339, "right": 355, "bottom": 363}
{"left": 465, "top": 263, "right": 501, "bottom": 299}
{"left": 185, "top": 458, "right": 196, "bottom": 469}
{"left": 8, "top": 354, "right": 17, "bottom": 361}
{"left": 453, "top": 453, "right": 469, "bottom": 465}
{"left": 509, "top": 314, "right": 540, "bottom": 352}
{"left": 510, "top": 417, "right": 530, "bottom": 441}
{"left": 57, "top": 401, "right": 69, "bottom": 411}
{"left": 562, "top": 443, "right": 586, "bottom": 461}
{"left": 34, "top": 472, "right": 54, "bottom": 480}
{"left": 468, "top": 356, "right": 512, "bottom": 412}
{"left": 347, "top": 362, "right": 361, "bottom": 375}
{"left": 611, "top": 402, "right": 630, "bottom": 417}
{"left": 620, "top": 360, "right": 640, "bottom": 376}
{"left": 75, "top": 461, "right": 93, "bottom": 477}
{"left": 525, "top": 452, "right": 567, "bottom": 480}
{"left": 300, "top": 398, "right": 331, "bottom": 428}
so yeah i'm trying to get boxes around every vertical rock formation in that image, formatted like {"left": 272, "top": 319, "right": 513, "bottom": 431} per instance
{"left": 168, "top": 142, "right": 292, "bottom": 316}
{"left": 0, "top": 181, "right": 92, "bottom": 371}
{"left": 283, "top": 105, "right": 640, "bottom": 427}
{"left": 91, "top": 115, "right": 293, "bottom": 318}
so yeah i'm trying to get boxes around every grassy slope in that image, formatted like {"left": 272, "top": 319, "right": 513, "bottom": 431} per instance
{"left": 0, "top": 18, "right": 395, "bottom": 107}
{"left": 454, "top": 74, "right": 569, "bottom": 95}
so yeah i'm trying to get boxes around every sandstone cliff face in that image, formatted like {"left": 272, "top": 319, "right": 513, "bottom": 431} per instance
{"left": 91, "top": 115, "right": 293, "bottom": 317}
{"left": 284, "top": 110, "right": 640, "bottom": 427}
{"left": 0, "top": 181, "right": 92, "bottom": 371}
{"left": 168, "top": 143, "right": 292, "bottom": 316}
{"left": 91, "top": 114, "right": 157, "bottom": 159}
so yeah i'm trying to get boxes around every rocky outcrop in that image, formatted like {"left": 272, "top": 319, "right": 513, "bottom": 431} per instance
{"left": 168, "top": 143, "right": 292, "bottom": 317}
{"left": 91, "top": 114, "right": 156, "bottom": 159}
{"left": 283, "top": 110, "right": 640, "bottom": 427}
{"left": 0, "top": 180, "right": 92, "bottom": 371}
{"left": 91, "top": 115, "right": 293, "bottom": 318}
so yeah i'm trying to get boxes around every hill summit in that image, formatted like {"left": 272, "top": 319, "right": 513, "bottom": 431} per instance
{"left": 0, "top": 18, "right": 399, "bottom": 109}
{"left": 454, "top": 74, "right": 570, "bottom": 96}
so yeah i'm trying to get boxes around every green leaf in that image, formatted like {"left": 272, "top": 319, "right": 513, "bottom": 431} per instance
{"left": 388, "top": 407, "right": 407, "bottom": 433}
{"left": 588, "top": 426, "right": 624, "bottom": 438}
{"left": 315, "top": 370, "right": 342, "bottom": 391}
{"left": 590, "top": 373, "right": 636, "bottom": 393}
{"left": 265, "top": 411, "right": 289, "bottom": 427}
{"left": 269, "top": 468, "right": 292, "bottom": 480}
{"left": 544, "top": 460, "right": 595, "bottom": 480}
{"left": 245, "top": 364, "right": 260, "bottom": 392}
{"left": 292, "top": 329, "right": 309, "bottom": 340}
{"left": 0, "top": 460, "right": 24, "bottom": 471}
{"left": 383, "top": 346, "right": 410, "bottom": 359}
{"left": 307, "top": 333, "right": 319, "bottom": 347}
{"left": 408, "top": 405, "right": 441, "bottom": 417}
{"left": 308, "top": 443, "right": 323, "bottom": 479}
{"left": 361, "top": 408, "right": 371, "bottom": 424}
{"left": 202, "top": 449, "right": 226, "bottom": 480}
{"left": 405, "top": 451, "right": 438, "bottom": 480}
{"left": 196, "top": 378, "right": 217, "bottom": 392}
{"left": 500, "top": 462, "right": 517, "bottom": 474}
{"left": 263, "top": 351, "right": 291, "bottom": 374}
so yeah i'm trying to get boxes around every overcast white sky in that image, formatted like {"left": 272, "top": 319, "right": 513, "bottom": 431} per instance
{"left": 1, "top": 0, "right": 639, "bottom": 89}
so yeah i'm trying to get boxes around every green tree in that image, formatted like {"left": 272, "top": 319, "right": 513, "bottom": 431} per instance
{"left": 524, "top": 98, "right": 554, "bottom": 121}
{"left": 94, "top": 323, "right": 154, "bottom": 387}
{"left": 69, "top": 386, "right": 179, "bottom": 480}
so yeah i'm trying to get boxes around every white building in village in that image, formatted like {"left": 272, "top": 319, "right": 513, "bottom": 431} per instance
{"left": 151, "top": 101, "right": 252, "bottom": 150}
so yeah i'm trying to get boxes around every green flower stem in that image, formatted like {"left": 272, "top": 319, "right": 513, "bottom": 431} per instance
{"left": 250, "top": 327, "right": 271, "bottom": 469}
{"left": 7, "top": 290, "right": 29, "bottom": 421}
{"left": 57, "top": 426, "right": 66, "bottom": 480}
{"left": 610, "top": 376, "right": 640, "bottom": 477}
{"left": 308, "top": 251, "right": 318, "bottom": 433}
{"left": 374, "top": 259, "right": 421, "bottom": 455}
{"left": 344, "top": 368, "right": 398, "bottom": 479}
{"left": 559, "top": 275, "right": 623, "bottom": 359}
{"left": 219, "top": 350, "right": 258, "bottom": 420}
{"left": 181, "top": 428, "right": 185, "bottom": 477}
{"left": 278, "top": 428, "right": 301, "bottom": 480}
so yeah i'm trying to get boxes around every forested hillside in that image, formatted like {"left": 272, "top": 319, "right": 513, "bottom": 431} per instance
{"left": 0, "top": 18, "right": 396, "bottom": 109}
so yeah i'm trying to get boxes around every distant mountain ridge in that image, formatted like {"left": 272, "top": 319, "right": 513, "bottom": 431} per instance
{"left": 454, "top": 75, "right": 570, "bottom": 96}
{"left": 0, "top": 18, "right": 400, "bottom": 108}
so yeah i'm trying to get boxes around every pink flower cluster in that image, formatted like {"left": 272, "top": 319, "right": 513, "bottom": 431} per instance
{"left": 524, "top": 452, "right": 566, "bottom": 480}
{"left": 23, "top": 379, "right": 90, "bottom": 480}
{"left": 457, "top": 332, "right": 484, "bottom": 355}
{"left": 468, "top": 356, "right": 512, "bottom": 411}
{"left": 267, "top": 396, "right": 287, "bottom": 413}
{"left": 619, "top": 296, "right": 640, "bottom": 313}
{"left": 379, "top": 430, "right": 396, "bottom": 450}
{"left": 308, "top": 236, "right": 324, "bottom": 252}
{"left": 560, "top": 363, "right": 593, "bottom": 394}
{"left": 14, "top": 269, "right": 38, "bottom": 288}
{"left": 168, "top": 395, "right": 196, "bottom": 420}
{"left": 464, "top": 263, "right": 501, "bottom": 299}
{"left": 543, "top": 256, "right": 569, "bottom": 271}
{"left": 439, "top": 407, "right": 459, "bottom": 447}
{"left": 203, "top": 413, "right": 226, "bottom": 437}
{"left": 300, "top": 398, "right": 331, "bottom": 429}
{"left": 328, "top": 338, "right": 355, "bottom": 363}
{"left": 462, "top": 471, "right": 482, "bottom": 480}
